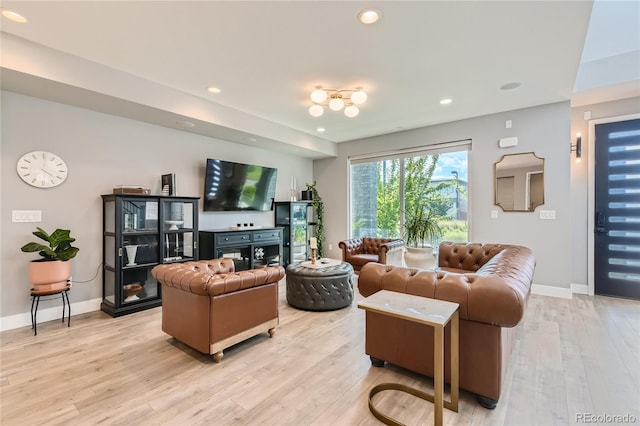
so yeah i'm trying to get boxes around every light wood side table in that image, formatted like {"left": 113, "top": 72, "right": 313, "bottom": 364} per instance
{"left": 358, "top": 290, "right": 459, "bottom": 426}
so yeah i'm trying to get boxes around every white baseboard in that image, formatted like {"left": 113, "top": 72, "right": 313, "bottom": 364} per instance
{"left": 570, "top": 283, "right": 590, "bottom": 295}
{"left": 531, "top": 284, "right": 573, "bottom": 299}
{"left": 0, "top": 297, "right": 102, "bottom": 332}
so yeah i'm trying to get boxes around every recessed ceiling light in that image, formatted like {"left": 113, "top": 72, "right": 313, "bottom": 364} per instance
{"left": 207, "top": 86, "right": 221, "bottom": 94}
{"left": 317, "top": 127, "right": 326, "bottom": 133}
{"left": 500, "top": 82, "right": 521, "bottom": 91}
{"left": 246, "top": 137, "right": 257, "bottom": 142}
{"left": 358, "top": 9, "right": 381, "bottom": 24}
{"left": 1, "top": 8, "right": 27, "bottom": 23}
{"left": 176, "top": 120, "right": 195, "bottom": 128}
{"left": 440, "top": 98, "right": 452, "bottom": 105}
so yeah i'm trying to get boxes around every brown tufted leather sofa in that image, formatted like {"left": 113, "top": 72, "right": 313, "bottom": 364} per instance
{"left": 358, "top": 242, "right": 535, "bottom": 408}
{"left": 151, "top": 258, "right": 285, "bottom": 362}
{"left": 338, "top": 237, "right": 405, "bottom": 272}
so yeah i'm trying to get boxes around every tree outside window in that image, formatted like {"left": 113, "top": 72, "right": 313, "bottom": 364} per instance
{"left": 351, "top": 150, "right": 468, "bottom": 243}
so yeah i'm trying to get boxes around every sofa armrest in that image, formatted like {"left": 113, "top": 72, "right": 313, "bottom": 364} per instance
{"left": 379, "top": 239, "right": 405, "bottom": 264}
{"left": 339, "top": 238, "right": 363, "bottom": 261}
{"left": 358, "top": 262, "right": 529, "bottom": 327}
{"left": 152, "top": 260, "right": 285, "bottom": 297}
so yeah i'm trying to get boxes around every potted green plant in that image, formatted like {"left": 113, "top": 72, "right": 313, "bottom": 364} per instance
{"left": 403, "top": 205, "right": 443, "bottom": 268}
{"left": 21, "top": 227, "right": 79, "bottom": 291}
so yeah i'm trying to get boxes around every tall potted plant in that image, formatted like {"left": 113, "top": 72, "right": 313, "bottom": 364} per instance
{"left": 403, "top": 205, "right": 443, "bottom": 269}
{"left": 21, "top": 227, "right": 79, "bottom": 291}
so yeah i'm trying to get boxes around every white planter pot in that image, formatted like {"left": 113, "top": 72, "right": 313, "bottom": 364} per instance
{"left": 403, "top": 246, "right": 435, "bottom": 269}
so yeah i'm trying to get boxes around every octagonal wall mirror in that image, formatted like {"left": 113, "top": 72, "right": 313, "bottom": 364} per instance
{"left": 494, "top": 152, "right": 545, "bottom": 212}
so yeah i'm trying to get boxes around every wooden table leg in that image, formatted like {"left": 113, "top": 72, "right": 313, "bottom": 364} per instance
{"left": 434, "top": 324, "right": 444, "bottom": 426}
{"left": 450, "top": 311, "right": 459, "bottom": 411}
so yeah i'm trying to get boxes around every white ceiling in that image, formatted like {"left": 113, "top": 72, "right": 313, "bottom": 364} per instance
{"left": 1, "top": 1, "right": 638, "bottom": 158}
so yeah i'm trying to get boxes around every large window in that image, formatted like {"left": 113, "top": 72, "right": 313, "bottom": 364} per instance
{"left": 349, "top": 142, "right": 469, "bottom": 243}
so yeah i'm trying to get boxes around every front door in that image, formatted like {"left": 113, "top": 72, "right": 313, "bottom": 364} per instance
{"left": 594, "top": 118, "right": 640, "bottom": 299}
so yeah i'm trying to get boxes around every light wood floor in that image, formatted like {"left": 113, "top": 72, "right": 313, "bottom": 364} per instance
{"left": 1, "top": 281, "right": 639, "bottom": 426}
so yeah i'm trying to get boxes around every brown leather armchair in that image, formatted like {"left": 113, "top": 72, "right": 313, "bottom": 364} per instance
{"left": 151, "top": 258, "right": 285, "bottom": 362}
{"left": 338, "top": 237, "right": 405, "bottom": 272}
{"left": 358, "top": 242, "right": 535, "bottom": 409}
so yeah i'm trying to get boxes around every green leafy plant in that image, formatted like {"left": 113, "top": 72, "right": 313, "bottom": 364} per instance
{"left": 21, "top": 227, "right": 79, "bottom": 261}
{"left": 305, "top": 181, "right": 325, "bottom": 257}
{"left": 403, "top": 206, "right": 443, "bottom": 248}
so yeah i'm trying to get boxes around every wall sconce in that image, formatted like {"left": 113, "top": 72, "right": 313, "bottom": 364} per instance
{"left": 571, "top": 133, "right": 582, "bottom": 162}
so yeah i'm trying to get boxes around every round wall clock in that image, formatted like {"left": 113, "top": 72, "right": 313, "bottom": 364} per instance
{"left": 16, "top": 151, "right": 68, "bottom": 188}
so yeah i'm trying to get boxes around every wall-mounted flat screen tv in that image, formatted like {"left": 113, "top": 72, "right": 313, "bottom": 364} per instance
{"left": 203, "top": 159, "right": 277, "bottom": 211}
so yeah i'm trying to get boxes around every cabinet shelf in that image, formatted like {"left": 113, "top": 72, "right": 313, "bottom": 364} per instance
{"left": 122, "top": 262, "right": 159, "bottom": 270}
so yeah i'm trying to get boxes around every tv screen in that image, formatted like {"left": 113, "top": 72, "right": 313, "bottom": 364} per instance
{"left": 203, "top": 159, "right": 277, "bottom": 211}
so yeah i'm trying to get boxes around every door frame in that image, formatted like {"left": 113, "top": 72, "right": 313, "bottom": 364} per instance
{"left": 587, "top": 113, "right": 640, "bottom": 296}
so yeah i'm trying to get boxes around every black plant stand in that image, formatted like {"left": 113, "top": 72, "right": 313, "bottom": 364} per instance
{"left": 30, "top": 284, "right": 71, "bottom": 336}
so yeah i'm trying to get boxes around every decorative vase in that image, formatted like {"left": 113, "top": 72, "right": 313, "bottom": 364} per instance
{"left": 403, "top": 246, "right": 435, "bottom": 269}
{"left": 28, "top": 260, "right": 71, "bottom": 291}
{"left": 125, "top": 245, "right": 139, "bottom": 266}
{"left": 301, "top": 190, "right": 313, "bottom": 201}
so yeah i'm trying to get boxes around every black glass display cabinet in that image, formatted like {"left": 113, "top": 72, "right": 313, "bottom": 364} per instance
{"left": 101, "top": 194, "right": 199, "bottom": 317}
{"left": 274, "top": 201, "right": 315, "bottom": 266}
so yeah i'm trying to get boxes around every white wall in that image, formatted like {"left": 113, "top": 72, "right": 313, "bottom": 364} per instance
{"left": 315, "top": 102, "right": 572, "bottom": 290}
{"left": 0, "top": 91, "right": 313, "bottom": 325}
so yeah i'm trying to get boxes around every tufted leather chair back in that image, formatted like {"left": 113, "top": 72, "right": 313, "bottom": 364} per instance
{"left": 438, "top": 242, "right": 505, "bottom": 271}
{"left": 362, "top": 237, "right": 389, "bottom": 254}
{"left": 184, "top": 258, "right": 236, "bottom": 274}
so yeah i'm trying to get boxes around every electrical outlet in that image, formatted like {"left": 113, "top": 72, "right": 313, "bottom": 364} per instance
{"left": 12, "top": 210, "right": 42, "bottom": 222}
{"left": 328, "top": 244, "right": 333, "bottom": 250}
{"left": 68, "top": 276, "right": 73, "bottom": 288}
{"left": 491, "top": 210, "right": 498, "bottom": 219}
{"left": 539, "top": 210, "right": 556, "bottom": 220}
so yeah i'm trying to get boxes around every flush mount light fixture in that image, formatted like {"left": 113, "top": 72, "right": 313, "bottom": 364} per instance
{"left": 1, "top": 8, "right": 27, "bottom": 23}
{"left": 308, "top": 88, "right": 367, "bottom": 118}
{"left": 500, "top": 82, "right": 521, "bottom": 91}
{"left": 358, "top": 9, "right": 381, "bottom": 24}
{"left": 440, "top": 98, "right": 452, "bottom": 105}
{"left": 207, "top": 86, "right": 221, "bottom": 94}
{"left": 176, "top": 120, "right": 195, "bottom": 128}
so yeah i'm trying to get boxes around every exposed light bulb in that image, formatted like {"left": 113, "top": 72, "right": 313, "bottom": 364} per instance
{"left": 310, "top": 89, "right": 328, "bottom": 103}
{"left": 329, "top": 98, "right": 345, "bottom": 111}
{"left": 309, "top": 104, "right": 324, "bottom": 117}
{"left": 1, "top": 9, "right": 27, "bottom": 23}
{"left": 358, "top": 9, "right": 381, "bottom": 24}
{"left": 344, "top": 105, "right": 359, "bottom": 118}
{"left": 351, "top": 90, "right": 367, "bottom": 105}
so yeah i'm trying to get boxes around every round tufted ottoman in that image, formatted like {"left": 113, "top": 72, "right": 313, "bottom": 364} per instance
{"left": 286, "top": 262, "right": 355, "bottom": 311}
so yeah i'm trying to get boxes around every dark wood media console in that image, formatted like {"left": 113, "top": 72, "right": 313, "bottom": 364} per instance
{"left": 199, "top": 228, "right": 283, "bottom": 271}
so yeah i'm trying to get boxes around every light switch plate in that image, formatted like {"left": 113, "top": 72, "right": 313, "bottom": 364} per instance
{"left": 12, "top": 210, "right": 42, "bottom": 222}
{"left": 539, "top": 210, "right": 556, "bottom": 220}
{"left": 491, "top": 210, "right": 498, "bottom": 219}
